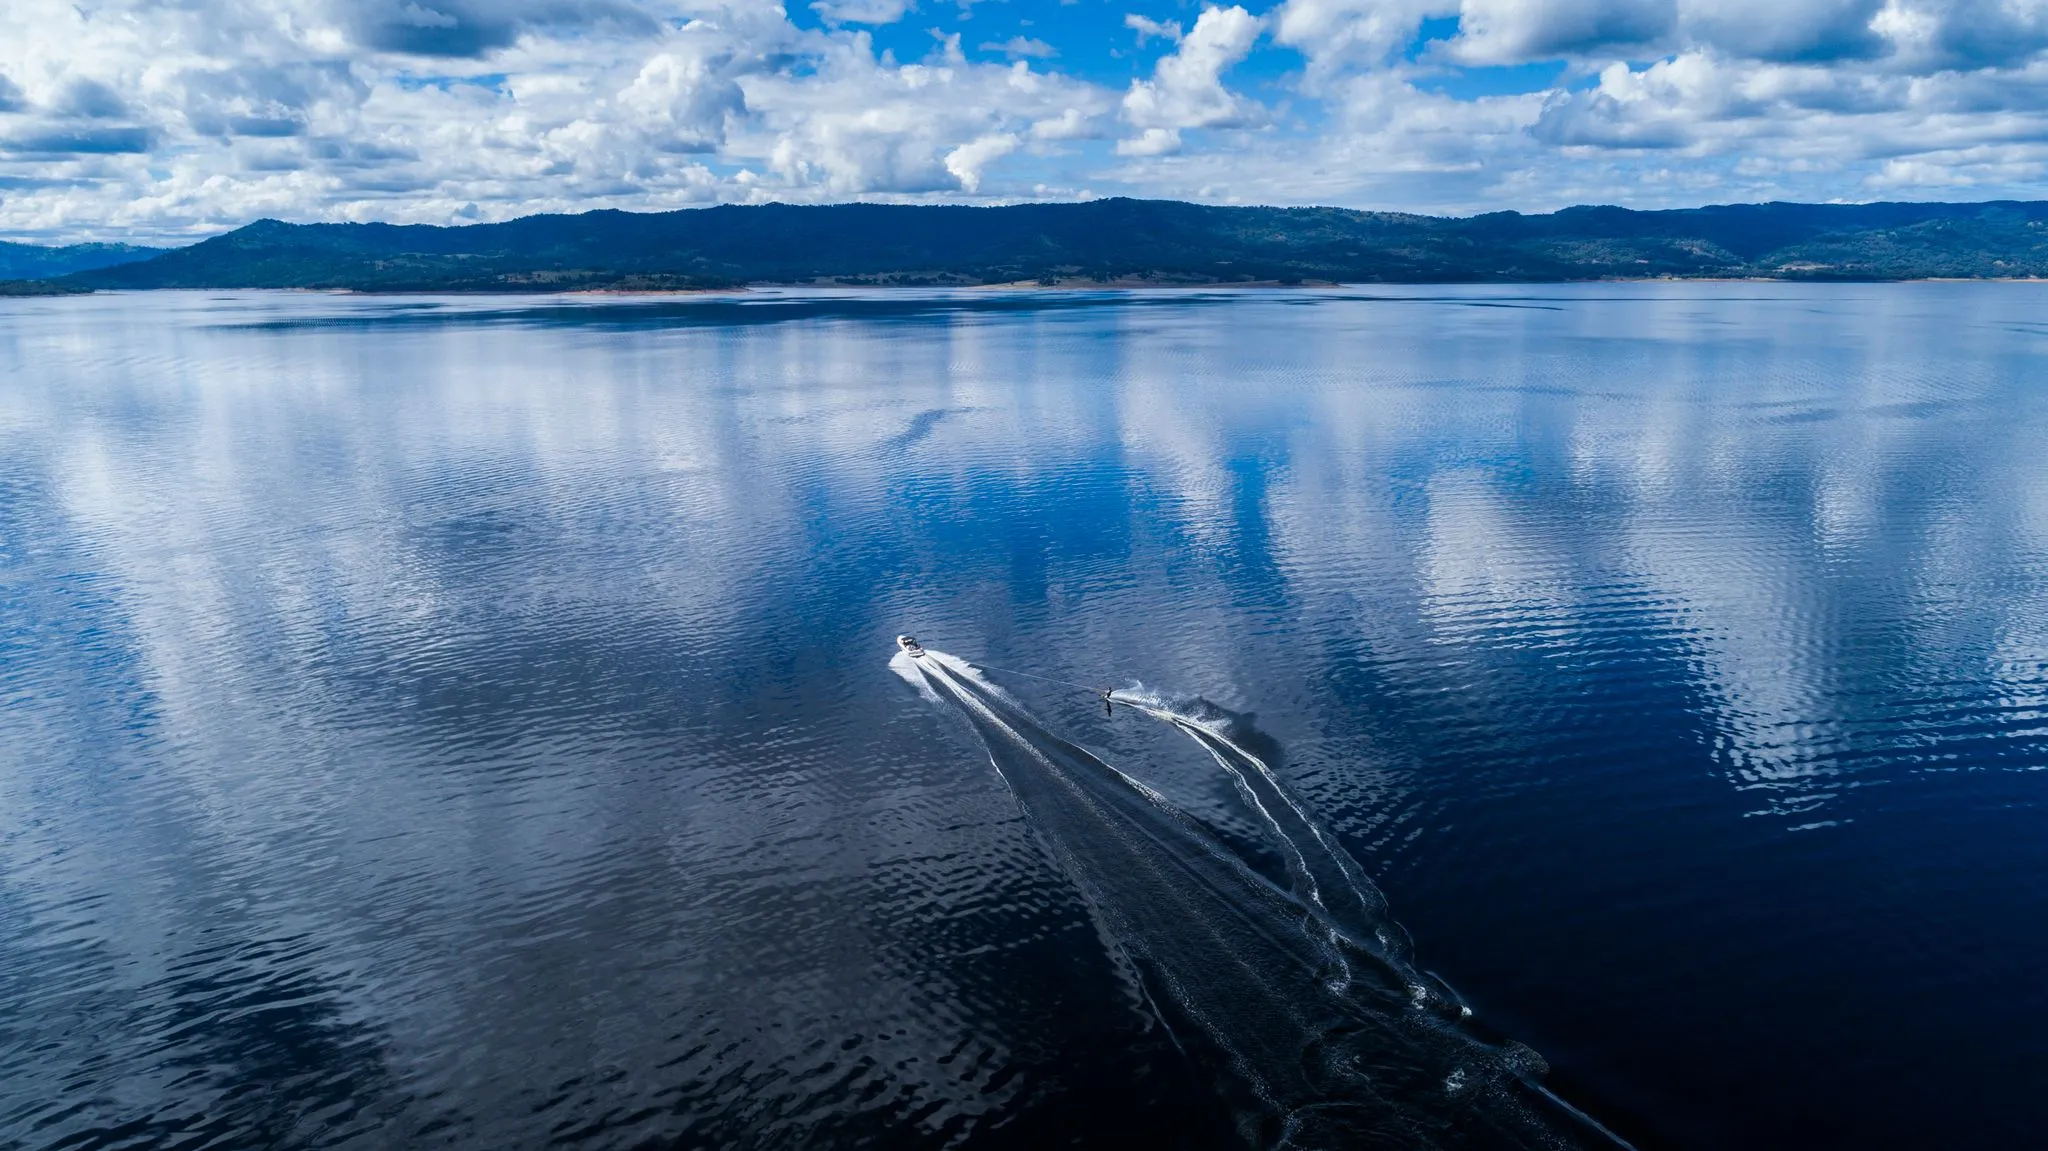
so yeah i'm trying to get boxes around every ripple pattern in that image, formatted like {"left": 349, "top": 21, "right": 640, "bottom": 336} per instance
{"left": 3, "top": 285, "right": 2046, "bottom": 1149}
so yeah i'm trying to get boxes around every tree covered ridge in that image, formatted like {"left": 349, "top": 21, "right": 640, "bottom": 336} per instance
{"left": 58, "top": 198, "right": 2048, "bottom": 291}
{"left": 0, "top": 241, "right": 163, "bottom": 281}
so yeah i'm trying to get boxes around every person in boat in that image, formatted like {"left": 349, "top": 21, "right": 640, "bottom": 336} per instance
{"left": 896, "top": 635, "right": 1115, "bottom": 717}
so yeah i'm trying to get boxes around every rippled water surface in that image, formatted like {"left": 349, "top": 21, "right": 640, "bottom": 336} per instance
{"left": 4, "top": 286, "right": 2046, "bottom": 1149}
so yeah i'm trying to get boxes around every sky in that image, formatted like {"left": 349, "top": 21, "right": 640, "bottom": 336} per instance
{"left": 5, "top": 1, "right": 2048, "bottom": 241}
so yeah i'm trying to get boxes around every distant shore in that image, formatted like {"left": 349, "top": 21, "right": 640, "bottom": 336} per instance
{"left": 21, "top": 198, "right": 2046, "bottom": 293}
{"left": 16, "top": 276, "right": 2048, "bottom": 298}
{"left": 0, "top": 279, "right": 91, "bottom": 297}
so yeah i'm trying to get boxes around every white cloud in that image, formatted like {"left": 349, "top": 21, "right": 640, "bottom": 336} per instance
{"left": 1450, "top": 0, "right": 1680, "bottom": 65}
{"left": 0, "top": 2, "right": 1116, "bottom": 237}
{"left": 1681, "top": 0, "right": 1889, "bottom": 62}
{"left": 1124, "top": 13, "right": 1184, "bottom": 46}
{"left": 1258, "top": 0, "right": 2048, "bottom": 210}
{"left": 608, "top": 42, "right": 750, "bottom": 154}
{"left": 1118, "top": 126, "right": 1182, "bottom": 156}
{"left": 1273, "top": 0, "right": 1449, "bottom": 82}
{"left": 809, "top": 0, "right": 915, "bottom": 26}
{"left": 1889, "top": 0, "right": 2048, "bottom": 68}
{"left": 1436, "top": 0, "right": 2048, "bottom": 68}
{"left": 748, "top": 39, "right": 1105, "bottom": 195}
{"left": 982, "top": 36, "right": 1057, "bottom": 60}
{"left": 1119, "top": 5, "right": 1263, "bottom": 156}
{"left": 1868, "top": 155, "right": 1981, "bottom": 184}
{"left": 943, "top": 131, "right": 1017, "bottom": 191}
{"left": 7, "top": 0, "right": 2048, "bottom": 240}
{"left": 1028, "top": 105, "right": 1096, "bottom": 141}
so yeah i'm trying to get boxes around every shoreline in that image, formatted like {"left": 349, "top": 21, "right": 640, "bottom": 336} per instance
{"left": 16, "top": 275, "right": 2048, "bottom": 298}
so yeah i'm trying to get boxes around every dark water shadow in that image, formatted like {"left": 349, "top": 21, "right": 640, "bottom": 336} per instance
{"left": 208, "top": 291, "right": 1250, "bottom": 334}
{"left": 883, "top": 407, "right": 975, "bottom": 452}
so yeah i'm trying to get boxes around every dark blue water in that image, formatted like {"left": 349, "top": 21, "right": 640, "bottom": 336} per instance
{"left": 2, "top": 286, "right": 2044, "bottom": 1149}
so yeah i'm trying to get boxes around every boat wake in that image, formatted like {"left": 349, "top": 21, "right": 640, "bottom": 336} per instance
{"left": 892, "top": 643, "right": 1630, "bottom": 1150}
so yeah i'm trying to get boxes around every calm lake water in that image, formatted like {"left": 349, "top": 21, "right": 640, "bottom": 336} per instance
{"left": 3, "top": 286, "right": 2045, "bottom": 1149}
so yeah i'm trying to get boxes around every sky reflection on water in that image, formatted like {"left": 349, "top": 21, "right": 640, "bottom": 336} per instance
{"left": 2, "top": 285, "right": 2045, "bottom": 1149}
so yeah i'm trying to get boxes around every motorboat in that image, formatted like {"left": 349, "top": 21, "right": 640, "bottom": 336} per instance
{"left": 896, "top": 635, "right": 926, "bottom": 657}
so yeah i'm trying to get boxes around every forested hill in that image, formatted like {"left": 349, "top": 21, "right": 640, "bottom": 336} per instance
{"left": 62, "top": 198, "right": 2048, "bottom": 291}
{"left": 0, "top": 240, "right": 161, "bottom": 281}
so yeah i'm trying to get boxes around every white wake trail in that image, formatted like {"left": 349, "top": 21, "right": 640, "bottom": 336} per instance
{"left": 895, "top": 644, "right": 1633, "bottom": 1151}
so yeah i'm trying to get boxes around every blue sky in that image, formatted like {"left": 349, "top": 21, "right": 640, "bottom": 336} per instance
{"left": 4, "top": 1, "right": 2048, "bottom": 241}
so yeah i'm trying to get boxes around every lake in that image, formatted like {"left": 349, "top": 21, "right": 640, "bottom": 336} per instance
{"left": 2, "top": 285, "right": 2044, "bottom": 1149}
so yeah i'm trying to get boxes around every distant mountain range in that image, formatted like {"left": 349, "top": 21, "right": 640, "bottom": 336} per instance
{"left": 9, "top": 199, "right": 2048, "bottom": 292}
{"left": 0, "top": 240, "right": 162, "bottom": 280}
{"left": 0, "top": 240, "right": 162, "bottom": 295}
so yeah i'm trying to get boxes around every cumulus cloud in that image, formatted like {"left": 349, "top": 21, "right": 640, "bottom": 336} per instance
{"left": 341, "top": 0, "right": 665, "bottom": 58}
{"left": 1119, "top": 5, "right": 1263, "bottom": 155}
{"left": 55, "top": 78, "right": 133, "bottom": 120}
{"left": 0, "top": 1, "right": 1118, "bottom": 236}
{"left": 1432, "top": 0, "right": 2048, "bottom": 69}
{"left": 1028, "top": 105, "right": 1096, "bottom": 141}
{"left": 6, "top": 0, "right": 2048, "bottom": 239}
{"left": 1124, "top": 14, "right": 1184, "bottom": 46}
{"left": 4, "top": 127, "right": 157, "bottom": 156}
{"left": 1883, "top": 0, "right": 2048, "bottom": 69}
{"left": 1450, "top": 0, "right": 1680, "bottom": 64}
{"left": 943, "top": 131, "right": 1017, "bottom": 190}
{"left": 809, "top": 0, "right": 915, "bottom": 27}
{"left": 615, "top": 45, "right": 750, "bottom": 153}
{"left": 1273, "top": 0, "right": 2048, "bottom": 208}
{"left": 982, "top": 36, "right": 1057, "bottom": 60}
{"left": 1682, "top": 0, "right": 1889, "bottom": 63}
{"left": 1530, "top": 58, "right": 1714, "bottom": 149}
{"left": 1274, "top": 0, "right": 1448, "bottom": 82}
{"left": 1519, "top": 7, "right": 2048, "bottom": 162}
{"left": 748, "top": 35, "right": 1107, "bottom": 194}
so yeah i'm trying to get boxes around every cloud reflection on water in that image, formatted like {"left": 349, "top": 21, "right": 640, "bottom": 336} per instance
{"left": 3, "top": 285, "right": 2047, "bottom": 1147}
